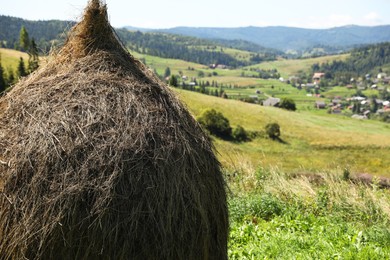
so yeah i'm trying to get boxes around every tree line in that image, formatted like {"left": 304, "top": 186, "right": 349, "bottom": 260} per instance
{"left": 116, "top": 30, "right": 251, "bottom": 67}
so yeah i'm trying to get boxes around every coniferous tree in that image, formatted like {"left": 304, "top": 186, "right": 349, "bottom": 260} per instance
{"left": 7, "top": 68, "right": 15, "bottom": 87}
{"left": 28, "top": 38, "right": 39, "bottom": 73}
{"left": 17, "top": 57, "right": 27, "bottom": 78}
{"left": 164, "top": 67, "right": 171, "bottom": 78}
{"left": 19, "top": 26, "right": 30, "bottom": 52}
{"left": 168, "top": 75, "right": 178, "bottom": 87}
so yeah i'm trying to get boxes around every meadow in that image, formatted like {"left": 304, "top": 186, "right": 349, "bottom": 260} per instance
{"left": 176, "top": 89, "right": 390, "bottom": 176}
{"left": 227, "top": 167, "right": 390, "bottom": 259}
{"left": 0, "top": 48, "right": 29, "bottom": 70}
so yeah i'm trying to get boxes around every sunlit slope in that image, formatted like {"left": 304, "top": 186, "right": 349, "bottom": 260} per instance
{"left": 0, "top": 48, "right": 29, "bottom": 70}
{"left": 175, "top": 89, "right": 390, "bottom": 175}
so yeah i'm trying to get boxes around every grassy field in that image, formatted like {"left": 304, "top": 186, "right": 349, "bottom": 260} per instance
{"left": 175, "top": 89, "right": 390, "bottom": 176}
{"left": 246, "top": 54, "right": 350, "bottom": 78}
{"left": 0, "top": 48, "right": 29, "bottom": 72}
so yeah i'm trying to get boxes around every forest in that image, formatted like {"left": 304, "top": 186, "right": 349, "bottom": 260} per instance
{"left": 312, "top": 42, "right": 390, "bottom": 84}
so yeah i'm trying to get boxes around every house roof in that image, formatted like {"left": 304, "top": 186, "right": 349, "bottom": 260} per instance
{"left": 263, "top": 98, "right": 280, "bottom": 106}
{"left": 313, "top": 73, "right": 325, "bottom": 79}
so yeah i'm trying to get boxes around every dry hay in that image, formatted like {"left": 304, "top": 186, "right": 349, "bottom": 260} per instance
{"left": 0, "top": 1, "right": 228, "bottom": 259}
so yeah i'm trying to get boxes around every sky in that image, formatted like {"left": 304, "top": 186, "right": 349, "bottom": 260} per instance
{"left": 1, "top": 0, "right": 390, "bottom": 29}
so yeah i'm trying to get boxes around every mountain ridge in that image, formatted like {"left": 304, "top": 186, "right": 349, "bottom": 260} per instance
{"left": 150, "top": 25, "right": 390, "bottom": 52}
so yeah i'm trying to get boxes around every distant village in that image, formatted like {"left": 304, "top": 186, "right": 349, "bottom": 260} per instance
{"left": 263, "top": 71, "right": 390, "bottom": 120}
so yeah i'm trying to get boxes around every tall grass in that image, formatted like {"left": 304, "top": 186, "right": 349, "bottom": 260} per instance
{"left": 227, "top": 164, "right": 390, "bottom": 259}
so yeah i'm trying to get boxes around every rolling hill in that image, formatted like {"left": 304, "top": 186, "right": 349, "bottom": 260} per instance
{"left": 175, "top": 89, "right": 390, "bottom": 176}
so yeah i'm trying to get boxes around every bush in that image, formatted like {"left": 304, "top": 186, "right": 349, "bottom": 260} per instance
{"left": 233, "top": 125, "right": 249, "bottom": 142}
{"left": 265, "top": 123, "right": 280, "bottom": 140}
{"left": 279, "top": 98, "right": 296, "bottom": 111}
{"left": 168, "top": 75, "right": 178, "bottom": 87}
{"left": 197, "top": 109, "right": 232, "bottom": 139}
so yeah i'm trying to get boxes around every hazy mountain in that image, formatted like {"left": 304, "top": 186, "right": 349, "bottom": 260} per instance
{"left": 155, "top": 25, "right": 390, "bottom": 52}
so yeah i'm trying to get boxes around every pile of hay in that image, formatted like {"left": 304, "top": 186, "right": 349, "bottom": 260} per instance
{"left": 0, "top": 1, "right": 228, "bottom": 259}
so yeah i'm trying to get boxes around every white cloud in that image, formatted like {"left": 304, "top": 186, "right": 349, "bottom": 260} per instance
{"left": 363, "top": 12, "right": 382, "bottom": 25}
{"left": 286, "top": 14, "right": 354, "bottom": 29}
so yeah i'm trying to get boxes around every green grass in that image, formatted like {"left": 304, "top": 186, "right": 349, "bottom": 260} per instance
{"left": 227, "top": 168, "right": 390, "bottom": 259}
{"left": 246, "top": 54, "right": 350, "bottom": 78}
{"left": 0, "top": 48, "right": 29, "bottom": 72}
{"left": 175, "top": 89, "right": 390, "bottom": 176}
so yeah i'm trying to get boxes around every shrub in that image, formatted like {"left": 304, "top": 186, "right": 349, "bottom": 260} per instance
{"left": 197, "top": 109, "right": 232, "bottom": 139}
{"left": 233, "top": 125, "right": 249, "bottom": 142}
{"left": 265, "top": 123, "right": 280, "bottom": 140}
{"left": 168, "top": 75, "right": 178, "bottom": 87}
{"left": 279, "top": 98, "right": 296, "bottom": 111}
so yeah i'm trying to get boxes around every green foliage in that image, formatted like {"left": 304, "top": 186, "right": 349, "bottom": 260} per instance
{"left": 168, "top": 75, "right": 178, "bottom": 87}
{"left": 117, "top": 29, "right": 253, "bottom": 67}
{"left": 17, "top": 57, "right": 27, "bottom": 77}
{"left": 343, "top": 168, "right": 351, "bottom": 180}
{"left": 316, "top": 42, "right": 390, "bottom": 82}
{"left": 279, "top": 97, "right": 297, "bottom": 111}
{"left": 229, "top": 194, "right": 283, "bottom": 222}
{"left": 27, "top": 38, "right": 39, "bottom": 73}
{"left": 0, "top": 15, "right": 73, "bottom": 53}
{"left": 228, "top": 170, "right": 390, "bottom": 259}
{"left": 19, "top": 26, "right": 30, "bottom": 52}
{"left": 6, "top": 68, "right": 15, "bottom": 86}
{"left": 232, "top": 125, "right": 249, "bottom": 142}
{"left": 265, "top": 123, "right": 280, "bottom": 139}
{"left": 164, "top": 67, "right": 171, "bottom": 78}
{"left": 197, "top": 108, "right": 232, "bottom": 139}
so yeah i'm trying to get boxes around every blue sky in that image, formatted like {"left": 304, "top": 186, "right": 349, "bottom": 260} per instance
{"left": 1, "top": 0, "right": 390, "bottom": 29}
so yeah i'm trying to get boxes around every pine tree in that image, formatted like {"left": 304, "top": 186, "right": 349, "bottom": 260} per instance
{"left": 7, "top": 68, "right": 15, "bottom": 87}
{"left": 168, "top": 75, "right": 178, "bottom": 87}
{"left": 28, "top": 38, "right": 39, "bottom": 73}
{"left": 19, "top": 26, "right": 30, "bottom": 52}
{"left": 17, "top": 57, "right": 27, "bottom": 78}
{"left": 164, "top": 67, "right": 171, "bottom": 78}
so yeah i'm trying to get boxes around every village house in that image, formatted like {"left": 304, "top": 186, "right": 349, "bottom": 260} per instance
{"left": 312, "top": 72, "right": 325, "bottom": 84}
{"left": 377, "top": 72, "right": 387, "bottom": 79}
{"left": 331, "top": 106, "right": 342, "bottom": 114}
{"left": 383, "top": 77, "right": 390, "bottom": 84}
{"left": 331, "top": 98, "right": 343, "bottom": 106}
{"left": 315, "top": 101, "right": 326, "bottom": 109}
{"left": 263, "top": 97, "right": 280, "bottom": 107}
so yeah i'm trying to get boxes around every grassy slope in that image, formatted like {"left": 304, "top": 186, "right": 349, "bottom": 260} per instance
{"left": 0, "top": 48, "right": 29, "bottom": 71}
{"left": 248, "top": 54, "right": 350, "bottom": 77}
{"left": 175, "top": 89, "right": 390, "bottom": 176}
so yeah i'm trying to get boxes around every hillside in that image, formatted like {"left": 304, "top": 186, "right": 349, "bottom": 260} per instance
{"left": 0, "top": 48, "right": 29, "bottom": 70}
{"left": 157, "top": 25, "right": 390, "bottom": 52}
{"left": 175, "top": 89, "right": 390, "bottom": 176}
{"left": 313, "top": 42, "right": 390, "bottom": 78}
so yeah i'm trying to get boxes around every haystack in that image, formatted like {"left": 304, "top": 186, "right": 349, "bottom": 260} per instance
{"left": 0, "top": 1, "right": 228, "bottom": 259}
